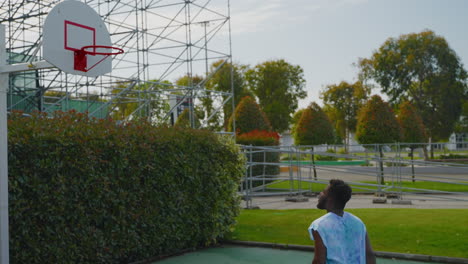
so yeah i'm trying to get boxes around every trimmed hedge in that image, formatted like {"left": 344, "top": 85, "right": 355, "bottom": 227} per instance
{"left": 237, "top": 130, "right": 280, "bottom": 187}
{"left": 8, "top": 110, "right": 245, "bottom": 263}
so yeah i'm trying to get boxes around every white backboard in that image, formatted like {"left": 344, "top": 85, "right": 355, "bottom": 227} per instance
{"left": 43, "top": 0, "right": 113, "bottom": 77}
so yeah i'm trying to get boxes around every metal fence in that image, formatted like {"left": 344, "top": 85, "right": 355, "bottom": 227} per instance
{"left": 239, "top": 143, "right": 468, "bottom": 209}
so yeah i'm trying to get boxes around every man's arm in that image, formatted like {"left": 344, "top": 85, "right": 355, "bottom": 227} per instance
{"left": 365, "top": 232, "right": 376, "bottom": 264}
{"left": 312, "top": 230, "right": 326, "bottom": 264}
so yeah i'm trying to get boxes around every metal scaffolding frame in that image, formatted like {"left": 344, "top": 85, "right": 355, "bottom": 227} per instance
{"left": 0, "top": 0, "right": 234, "bottom": 128}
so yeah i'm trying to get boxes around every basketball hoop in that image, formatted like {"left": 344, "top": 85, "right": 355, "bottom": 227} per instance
{"left": 74, "top": 45, "right": 124, "bottom": 72}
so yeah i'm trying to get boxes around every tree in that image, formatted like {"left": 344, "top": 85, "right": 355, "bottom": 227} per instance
{"left": 227, "top": 96, "right": 271, "bottom": 134}
{"left": 358, "top": 30, "right": 468, "bottom": 144}
{"left": 397, "top": 101, "right": 427, "bottom": 181}
{"left": 174, "top": 108, "right": 200, "bottom": 128}
{"left": 174, "top": 75, "right": 211, "bottom": 129}
{"left": 454, "top": 100, "right": 468, "bottom": 133}
{"left": 110, "top": 80, "right": 171, "bottom": 123}
{"left": 320, "top": 81, "right": 370, "bottom": 150}
{"left": 293, "top": 102, "right": 334, "bottom": 180}
{"left": 322, "top": 105, "right": 344, "bottom": 145}
{"left": 290, "top": 108, "right": 305, "bottom": 135}
{"left": 356, "top": 95, "right": 401, "bottom": 185}
{"left": 294, "top": 102, "right": 335, "bottom": 146}
{"left": 206, "top": 60, "right": 251, "bottom": 129}
{"left": 246, "top": 59, "right": 307, "bottom": 132}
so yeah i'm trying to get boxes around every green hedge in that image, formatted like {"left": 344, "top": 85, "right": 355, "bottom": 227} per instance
{"left": 8, "top": 111, "right": 245, "bottom": 263}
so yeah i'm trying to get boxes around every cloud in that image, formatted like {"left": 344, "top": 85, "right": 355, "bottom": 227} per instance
{"left": 231, "top": 0, "right": 368, "bottom": 34}
{"left": 231, "top": 1, "right": 285, "bottom": 34}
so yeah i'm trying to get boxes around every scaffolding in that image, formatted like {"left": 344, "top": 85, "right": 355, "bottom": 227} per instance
{"left": 0, "top": 0, "right": 234, "bottom": 129}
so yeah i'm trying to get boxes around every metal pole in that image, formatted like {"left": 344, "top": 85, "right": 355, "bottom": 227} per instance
{"left": 248, "top": 145, "right": 253, "bottom": 208}
{"left": 288, "top": 146, "right": 294, "bottom": 194}
{"left": 262, "top": 150, "right": 266, "bottom": 191}
{"left": 0, "top": 24, "right": 10, "bottom": 264}
{"left": 297, "top": 148, "right": 302, "bottom": 193}
{"left": 203, "top": 21, "right": 209, "bottom": 77}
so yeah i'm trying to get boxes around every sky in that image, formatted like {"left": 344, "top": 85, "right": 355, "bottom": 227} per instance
{"left": 229, "top": 0, "right": 468, "bottom": 109}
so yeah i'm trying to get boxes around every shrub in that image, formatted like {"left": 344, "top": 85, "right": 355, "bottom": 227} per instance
{"left": 237, "top": 130, "right": 280, "bottom": 187}
{"left": 338, "top": 148, "right": 348, "bottom": 155}
{"left": 236, "top": 129, "right": 279, "bottom": 146}
{"left": 227, "top": 96, "right": 271, "bottom": 134}
{"left": 8, "top": 110, "right": 245, "bottom": 263}
{"left": 437, "top": 154, "right": 468, "bottom": 159}
{"left": 316, "top": 149, "right": 338, "bottom": 161}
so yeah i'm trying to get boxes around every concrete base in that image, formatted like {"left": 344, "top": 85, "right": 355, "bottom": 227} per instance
{"left": 372, "top": 198, "right": 387, "bottom": 204}
{"left": 285, "top": 196, "right": 309, "bottom": 202}
{"left": 392, "top": 200, "right": 412, "bottom": 205}
{"left": 303, "top": 192, "right": 317, "bottom": 198}
{"left": 386, "top": 193, "right": 400, "bottom": 199}
{"left": 244, "top": 206, "right": 261, "bottom": 210}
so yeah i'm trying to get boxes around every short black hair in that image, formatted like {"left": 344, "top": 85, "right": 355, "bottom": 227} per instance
{"left": 328, "top": 179, "right": 352, "bottom": 209}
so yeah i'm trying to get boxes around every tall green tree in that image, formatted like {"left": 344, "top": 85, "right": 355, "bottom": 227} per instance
{"left": 358, "top": 30, "right": 468, "bottom": 143}
{"left": 206, "top": 60, "right": 251, "bottom": 129}
{"left": 397, "top": 101, "right": 427, "bottom": 181}
{"left": 246, "top": 59, "right": 307, "bottom": 133}
{"left": 320, "top": 81, "right": 370, "bottom": 149}
{"left": 227, "top": 96, "right": 271, "bottom": 134}
{"left": 356, "top": 95, "right": 401, "bottom": 184}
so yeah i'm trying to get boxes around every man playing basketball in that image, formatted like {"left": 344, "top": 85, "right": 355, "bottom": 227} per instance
{"left": 308, "top": 179, "right": 376, "bottom": 264}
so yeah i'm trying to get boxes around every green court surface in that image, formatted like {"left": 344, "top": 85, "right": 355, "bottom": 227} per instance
{"left": 153, "top": 245, "right": 443, "bottom": 264}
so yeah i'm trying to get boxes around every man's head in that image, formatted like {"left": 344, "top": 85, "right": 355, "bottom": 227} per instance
{"left": 317, "top": 179, "right": 352, "bottom": 210}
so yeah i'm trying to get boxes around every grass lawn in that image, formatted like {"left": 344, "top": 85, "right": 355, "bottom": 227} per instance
{"left": 266, "top": 180, "right": 468, "bottom": 193}
{"left": 227, "top": 209, "right": 468, "bottom": 258}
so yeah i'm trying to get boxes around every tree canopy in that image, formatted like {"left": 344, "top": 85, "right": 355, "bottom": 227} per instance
{"left": 110, "top": 80, "right": 171, "bottom": 123}
{"left": 246, "top": 59, "right": 307, "bottom": 133}
{"left": 290, "top": 108, "right": 305, "bottom": 135}
{"left": 454, "top": 100, "right": 468, "bottom": 133}
{"left": 356, "top": 95, "right": 401, "bottom": 145}
{"left": 397, "top": 101, "right": 427, "bottom": 145}
{"left": 358, "top": 30, "right": 468, "bottom": 141}
{"left": 174, "top": 108, "right": 200, "bottom": 128}
{"left": 227, "top": 96, "right": 271, "bottom": 134}
{"left": 321, "top": 81, "right": 370, "bottom": 146}
{"left": 206, "top": 60, "right": 251, "bottom": 129}
{"left": 175, "top": 74, "right": 219, "bottom": 129}
{"left": 293, "top": 102, "right": 334, "bottom": 146}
